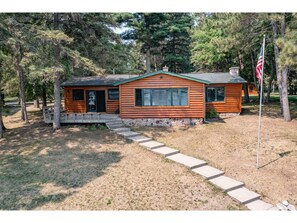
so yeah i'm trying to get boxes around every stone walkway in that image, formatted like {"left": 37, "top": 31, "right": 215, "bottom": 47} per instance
{"left": 105, "top": 120, "right": 279, "bottom": 211}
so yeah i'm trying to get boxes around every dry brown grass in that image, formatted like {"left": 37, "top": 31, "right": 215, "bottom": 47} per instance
{"left": 133, "top": 102, "right": 297, "bottom": 206}
{"left": 0, "top": 105, "right": 243, "bottom": 210}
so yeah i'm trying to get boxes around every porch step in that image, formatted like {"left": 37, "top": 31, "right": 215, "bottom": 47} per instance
{"left": 127, "top": 135, "right": 152, "bottom": 143}
{"left": 113, "top": 127, "right": 131, "bottom": 133}
{"left": 167, "top": 153, "right": 207, "bottom": 169}
{"left": 227, "top": 187, "right": 261, "bottom": 204}
{"left": 139, "top": 141, "right": 165, "bottom": 150}
{"left": 192, "top": 165, "right": 224, "bottom": 180}
{"left": 107, "top": 124, "right": 125, "bottom": 129}
{"left": 209, "top": 176, "right": 244, "bottom": 192}
{"left": 117, "top": 131, "right": 141, "bottom": 137}
{"left": 106, "top": 120, "right": 123, "bottom": 125}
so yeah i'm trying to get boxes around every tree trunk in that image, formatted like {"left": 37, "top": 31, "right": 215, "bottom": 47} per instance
{"left": 271, "top": 20, "right": 284, "bottom": 114}
{"left": 145, "top": 50, "right": 151, "bottom": 73}
{"left": 281, "top": 65, "right": 291, "bottom": 121}
{"left": 53, "top": 13, "right": 61, "bottom": 131}
{"left": 34, "top": 99, "right": 40, "bottom": 109}
{"left": 53, "top": 71, "right": 61, "bottom": 130}
{"left": 16, "top": 44, "right": 29, "bottom": 124}
{"left": 243, "top": 83, "right": 250, "bottom": 103}
{"left": 42, "top": 81, "right": 47, "bottom": 108}
{"left": 266, "top": 61, "right": 275, "bottom": 103}
{"left": 0, "top": 95, "right": 3, "bottom": 138}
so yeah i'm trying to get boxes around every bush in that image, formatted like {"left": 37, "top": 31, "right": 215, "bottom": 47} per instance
{"left": 87, "top": 124, "right": 107, "bottom": 131}
{"left": 206, "top": 108, "right": 219, "bottom": 119}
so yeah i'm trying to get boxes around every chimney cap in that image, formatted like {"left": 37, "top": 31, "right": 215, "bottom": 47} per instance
{"left": 163, "top": 65, "right": 168, "bottom": 72}
{"left": 229, "top": 67, "right": 239, "bottom": 76}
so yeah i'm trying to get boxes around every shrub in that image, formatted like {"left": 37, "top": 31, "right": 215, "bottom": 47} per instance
{"left": 206, "top": 108, "right": 219, "bottom": 119}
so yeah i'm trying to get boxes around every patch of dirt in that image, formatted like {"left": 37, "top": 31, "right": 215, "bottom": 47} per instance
{"left": 0, "top": 105, "right": 243, "bottom": 210}
{"left": 134, "top": 107, "right": 297, "bottom": 206}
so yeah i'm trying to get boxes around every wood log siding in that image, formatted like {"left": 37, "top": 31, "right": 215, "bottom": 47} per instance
{"left": 206, "top": 83, "right": 243, "bottom": 113}
{"left": 64, "top": 86, "right": 119, "bottom": 113}
{"left": 119, "top": 74, "right": 205, "bottom": 118}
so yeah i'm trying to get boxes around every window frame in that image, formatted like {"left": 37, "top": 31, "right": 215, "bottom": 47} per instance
{"left": 134, "top": 88, "right": 189, "bottom": 107}
{"left": 72, "top": 89, "right": 85, "bottom": 101}
{"left": 206, "top": 86, "right": 225, "bottom": 102}
{"left": 108, "top": 89, "right": 119, "bottom": 100}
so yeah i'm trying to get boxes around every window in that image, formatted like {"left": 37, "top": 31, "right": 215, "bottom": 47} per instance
{"left": 108, "top": 89, "right": 119, "bottom": 100}
{"left": 73, "top": 89, "right": 84, "bottom": 101}
{"left": 206, "top": 87, "right": 225, "bottom": 102}
{"left": 135, "top": 88, "right": 188, "bottom": 106}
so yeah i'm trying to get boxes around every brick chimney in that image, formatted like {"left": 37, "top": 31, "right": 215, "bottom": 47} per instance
{"left": 163, "top": 66, "right": 168, "bottom": 72}
{"left": 229, "top": 67, "right": 239, "bottom": 76}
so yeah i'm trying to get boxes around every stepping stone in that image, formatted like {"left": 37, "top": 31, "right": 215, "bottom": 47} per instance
{"left": 192, "top": 165, "right": 224, "bottom": 180}
{"left": 127, "top": 135, "right": 152, "bottom": 143}
{"left": 227, "top": 187, "right": 260, "bottom": 204}
{"left": 106, "top": 120, "right": 123, "bottom": 125}
{"left": 107, "top": 123, "right": 124, "bottom": 127}
{"left": 139, "top": 141, "right": 165, "bottom": 150}
{"left": 152, "top": 146, "right": 179, "bottom": 157}
{"left": 246, "top": 200, "right": 274, "bottom": 210}
{"left": 113, "top": 127, "right": 131, "bottom": 133}
{"left": 117, "top": 131, "right": 141, "bottom": 137}
{"left": 268, "top": 206, "right": 280, "bottom": 211}
{"left": 108, "top": 125, "right": 125, "bottom": 130}
{"left": 209, "top": 176, "right": 244, "bottom": 192}
{"left": 167, "top": 153, "right": 207, "bottom": 169}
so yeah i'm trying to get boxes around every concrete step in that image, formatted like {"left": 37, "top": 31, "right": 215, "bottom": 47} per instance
{"left": 117, "top": 131, "right": 141, "bottom": 137}
{"left": 152, "top": 146, "right": 180, "bottom": 157}
{"left": 106, "top": 120, "right": 123, "bottom": 125}
{"left": 108, "top": 125, "right": 126, "bottom": 130}
{"left": 192, "top": 165, "right": 224, "bottom": 180}
{"left": 107, "top": 124, "right": 125, "bottom": 128}
{"left": 227, "top": 187, "right": 261, "bottom": 204}
{"left": 127, "top": 135, "right": 152, "bottom": 143}
{"left": 209, "top": 176, "right": 244, "bottom": 192}
{"left": 268, "top": 206, "right": 280, "bottom": 211}
{"left": 246, "top": 200, "right": 274, "bottom": 210}
{"left": 167, "top": 153, "right": 207, "bottom": 169}
{"left": 139, "top": 141, "right": 165, "bottom": 150}
{"left": 113, "top": 127, "right": 131, "bottom": 133}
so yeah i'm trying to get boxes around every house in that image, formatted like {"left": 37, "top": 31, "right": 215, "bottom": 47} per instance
{"left": 61, "top": 67, "right": 247, "bottom": 126}
{"left": 242, "top": 83, "right": 258, "bottom": 96}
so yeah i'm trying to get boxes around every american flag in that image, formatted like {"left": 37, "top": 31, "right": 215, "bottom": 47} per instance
{"left": 256, "top": 45, "right": 264, "bottom": 81}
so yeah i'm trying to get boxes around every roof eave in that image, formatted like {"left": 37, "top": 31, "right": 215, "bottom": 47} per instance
{"left": 114, "top": 70, "right": 210, "bottom": 85}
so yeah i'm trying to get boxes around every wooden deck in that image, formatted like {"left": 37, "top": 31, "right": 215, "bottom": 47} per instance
{"left": 43, "top": 106, "right": 120, "bottom": 124}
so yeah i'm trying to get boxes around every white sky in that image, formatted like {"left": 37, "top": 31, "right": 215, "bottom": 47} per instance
{"left": 1, "top": 1, "right": 296, "bottom": 223}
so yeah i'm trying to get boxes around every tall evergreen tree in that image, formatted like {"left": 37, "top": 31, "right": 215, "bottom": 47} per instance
{"left": 161, "top": 13, "right": 194, "bottom": 73}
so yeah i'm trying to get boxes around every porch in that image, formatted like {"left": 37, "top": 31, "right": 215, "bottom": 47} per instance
{"left": 43, "top": 106, "right": 120, "bottom": 124}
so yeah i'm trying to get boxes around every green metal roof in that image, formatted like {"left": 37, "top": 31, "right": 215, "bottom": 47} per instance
{"left": 61, "top": 74, "right": 139, "bottom": 87}
{"left": 182, "top": 73, "right": 247, "bottom": 84}
{"left": 114, "top": 70, "right": 211, "bottom": 85}
{"left": 61, "top": 71, "right": 247, "bottom": 87}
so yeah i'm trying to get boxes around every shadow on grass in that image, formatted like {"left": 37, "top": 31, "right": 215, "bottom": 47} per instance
{"left": 0, "top": 109, "right": 123, "bottom": 210}
{"left": 259, "top": 150, "right": 293, "bottom": 169}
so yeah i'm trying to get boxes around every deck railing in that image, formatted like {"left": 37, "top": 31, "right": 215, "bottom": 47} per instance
{"left": 43, "top": 106, "right": 119, "bottom": 124}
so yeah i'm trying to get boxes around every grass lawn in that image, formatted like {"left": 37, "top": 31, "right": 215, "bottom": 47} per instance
{"left": 0, "top": 105, "right": 243, "bottom": 210}
{"left": 133, "top": 99, "right": 297, "bottom": 206}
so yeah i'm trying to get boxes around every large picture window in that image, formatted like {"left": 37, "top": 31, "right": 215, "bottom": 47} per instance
{"left": 135, "top": 88, "right": 188, "bottom": 106}
{"left": 206, "top": 87, "right": 225, "bottom": 102}
{"left": 73, "top": 89, "right": 84, "bottom": 101}
{"left": 108, "top": 89, "right": 119, "bottom": 100}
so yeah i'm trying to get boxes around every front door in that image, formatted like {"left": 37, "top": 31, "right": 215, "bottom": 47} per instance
{"left": 96, "top": 90, "right": 106, "bottom": 112}
{"left": 86, "top": 90, "right": 97, "bottom": 112}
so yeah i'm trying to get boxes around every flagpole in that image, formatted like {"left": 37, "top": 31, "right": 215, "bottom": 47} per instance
{"left": 256, "top": 35, "right": 266, "bottom": 169}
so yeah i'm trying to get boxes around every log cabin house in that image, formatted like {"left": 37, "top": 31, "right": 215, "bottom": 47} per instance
{"left": 61, "top": 67, "right": 247, "bottom": 126}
